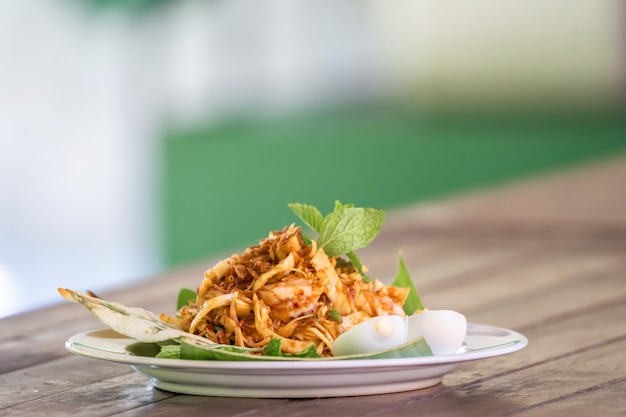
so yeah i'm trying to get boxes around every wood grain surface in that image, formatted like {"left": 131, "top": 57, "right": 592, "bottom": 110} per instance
{"left": 1, "top": 156, "right": 625, "bottom": 417}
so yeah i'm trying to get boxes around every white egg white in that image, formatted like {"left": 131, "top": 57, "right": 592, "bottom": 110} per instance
{"left": 330, "top": 310, "right": 467, "bottom": 357}
{"left": 407, "top": 310, "right": 467, "bottom": 355}
{"left": 331, "top": 315, "right": 408, "bottom": 357}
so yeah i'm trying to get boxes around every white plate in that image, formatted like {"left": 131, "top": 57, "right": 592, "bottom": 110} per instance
{"left": 66, "top": 323, "right": 527, "bottom": 398}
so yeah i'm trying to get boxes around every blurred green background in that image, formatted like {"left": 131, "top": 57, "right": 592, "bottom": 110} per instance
{"left": 2, "top": 0, "right": 625, "bottom": 317}
{"left": 163, "top": 108, "right": 626, "bottom": 266}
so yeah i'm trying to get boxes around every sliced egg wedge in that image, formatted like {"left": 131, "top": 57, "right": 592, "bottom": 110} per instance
{"left": 331, "top": 315, "right": 408, "bottom": 357}
{"left": 331, "top": 310, "right": 467, "bottom": 357}
{"left": 407, "top": 310, "right": 467, "bottom": 355}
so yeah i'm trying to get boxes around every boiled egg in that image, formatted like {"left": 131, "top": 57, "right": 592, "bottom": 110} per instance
{"left": 407, "top": 310, "right": 467, "bottom": 355}
{"left": 331, "top": 315, "right": 408, "bottom": 357}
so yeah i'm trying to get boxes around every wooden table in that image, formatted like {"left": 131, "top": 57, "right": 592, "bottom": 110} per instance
{"left": 2, "top": 156, "right": 625, "bottom": 416}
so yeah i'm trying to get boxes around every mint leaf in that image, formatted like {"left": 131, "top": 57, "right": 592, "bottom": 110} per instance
{"left": 334, "top": 201, "right": 354, "bottom": 211}
{"left": 288, "top": 203, "right": 324, "bottom": 232}
{"left": 391, "top": 255, "right": 424, "bottom": 315}
{"left": 317, "top": 207, "right": 385, "bottom": 257}
{"left": 289, "top": 202, "right": 384, "bottom": 279}
{"left": 345, "top": 251, "right": 372, "bottom": 283}
{"left": 177, "top": 288, "right": 197, "bottom": 310}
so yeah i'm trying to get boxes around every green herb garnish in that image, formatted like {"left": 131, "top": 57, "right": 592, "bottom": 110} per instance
{"left": 328, "top": 308, "right": 342, "bottom": 323}
{"left": 288, "top": 201, "right": 384, "bottom": 282}
{"left": 289, "top": 201, "right": 384, "bottom": 257}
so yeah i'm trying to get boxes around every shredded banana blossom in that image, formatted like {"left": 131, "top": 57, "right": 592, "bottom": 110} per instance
{"left": 160, "top": 225, "right": 409, "bottom": 356}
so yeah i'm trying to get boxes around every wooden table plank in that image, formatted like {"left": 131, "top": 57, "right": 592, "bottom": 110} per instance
{"left": 0, "top": 373, "right": 173, "bottom": 417}
{"left": 434, "top": 338, "right": 626, "bottom": 417}
{"left": 516, "top": 379, "right": 626, "bottom": 416}
{"left": 113, "top": 395, "right": 289, "bottom": 417}
{"left": 0, "top": 356, "right": 131, "bottom": 409}
{"left": 448, "top": 300, "right": 626, "bottom": 386}
{"left": 430, "top": 252, "right": 626, "bottom": 318}
{"left": 1, "top": 156, "right": 625, "bottom": 416}
{"left": 2, "top": 247, "right": 624, "bottom": 412}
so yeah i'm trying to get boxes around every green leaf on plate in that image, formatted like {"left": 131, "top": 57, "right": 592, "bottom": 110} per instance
{"left": 180, "top": 340, "right": 264, "bottom": 361}
{"left": 392, "top": 255, "right": 424, "bottom": 315}
{"left": 126, "top": 341, "right": 163, "bottom": 357}
{"left": 263, "top": 338, "right": 320, "bottom": 358}
{"left": 156, "top": 344, "right": 181, "bottom": 359}
{"left": 177, "top": 288, "right": 197, "bottom": 310}
{"left": 175, "top": 334, "right": 432, "bottom": 361}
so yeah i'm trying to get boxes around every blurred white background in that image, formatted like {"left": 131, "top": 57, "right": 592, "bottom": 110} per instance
{"left": 0, "top": 0, "right": 623, "bottom": 317}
